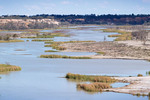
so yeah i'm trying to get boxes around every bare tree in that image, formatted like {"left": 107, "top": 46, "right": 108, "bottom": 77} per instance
{"left": 132, "top": 30, "right": 149, "bottom": 45}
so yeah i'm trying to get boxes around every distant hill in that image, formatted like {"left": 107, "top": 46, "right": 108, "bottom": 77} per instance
{"left": 1, "top": 14, "right": 150, "bottom": 25}
{"left": 0, "top": 14, "right": 150, "bottom": 30}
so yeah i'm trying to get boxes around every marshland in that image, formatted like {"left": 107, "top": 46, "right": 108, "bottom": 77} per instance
{"left": 0, "top": 25, "right": 150, "bottom": 100}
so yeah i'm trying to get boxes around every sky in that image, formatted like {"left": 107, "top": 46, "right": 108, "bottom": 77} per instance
{"left": 0, "top": 0, "right": 150, "bottom": 15}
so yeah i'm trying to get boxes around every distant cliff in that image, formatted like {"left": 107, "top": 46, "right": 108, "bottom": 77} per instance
{"left": 1, "top": 14, "right": 150, "bottom": 30}
{"left": 0, "top": 19, "right": 60, "bottom": 30}
{"left": 1, "top": 14, "right": 150, "bottom": 25}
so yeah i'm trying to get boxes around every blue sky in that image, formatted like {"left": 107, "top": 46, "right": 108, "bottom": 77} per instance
{"left": 0, "top": 0, "right": 150, "bottom": 15}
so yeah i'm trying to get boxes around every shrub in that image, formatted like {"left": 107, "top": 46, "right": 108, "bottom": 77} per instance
{"left": 137, "top": 74, "right": 143, "bottom": 77}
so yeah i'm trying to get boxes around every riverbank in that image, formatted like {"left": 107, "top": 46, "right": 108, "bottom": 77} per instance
{"left": 61, "top": 41, "right": 150, "bottom": 61}
{"left": 105, "top": 76, "right": 150, "bottom": 96}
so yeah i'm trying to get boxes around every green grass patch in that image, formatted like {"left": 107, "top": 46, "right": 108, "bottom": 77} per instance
{"left": 0, "top": 64, "right": 21, "bottom": 72}
{"left": 40, "top": 55, "right": 92, "bottom": 59}
{"left": 0, "top": 40, "right": 24, "bottom": 43}
{"left": 77, "top": 82, "right": 111, "bottom": 92}
{"left": 66, "top": 73, "right": 117, "bottom": 83}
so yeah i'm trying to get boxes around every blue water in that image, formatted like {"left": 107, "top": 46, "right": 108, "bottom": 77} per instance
{"left": 0, "top": 26, "right": 149, "bottom": 100}
{"left": 42, "top": 26, "right": 117, "bottom": 42}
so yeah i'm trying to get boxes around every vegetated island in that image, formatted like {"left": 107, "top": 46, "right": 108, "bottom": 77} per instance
{"left": 0, "top": 64, "right": 21, "bottom": 72}
{"left": 65, "top": 73, "right": 150, "bottom": 96}
{"left": 65, "top": 73, "right": 116, "bottom": 92}
{"left": 40, "top": 54, "right": 92, "bottom": 59}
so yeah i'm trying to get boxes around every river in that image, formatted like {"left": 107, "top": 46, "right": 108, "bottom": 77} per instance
{"left": 0, "top": 26, "right": 149, "bottom": 100}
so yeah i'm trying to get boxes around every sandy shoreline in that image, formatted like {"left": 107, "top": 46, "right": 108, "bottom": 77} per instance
{"left": 61, "top": 40, "right": 150, "bottom": 61}
{"left": 105, "top": 76, "right": 150, "bottom": 96}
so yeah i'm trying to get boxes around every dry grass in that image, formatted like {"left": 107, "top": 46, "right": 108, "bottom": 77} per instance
{"left": 77, "top": 83, "right": 111, "bottom": 92}
{"left": 101, "top": 29, "right": 132, "bottom": 41}
{"left": 0, "top": 64, "right": 21, "bottom": 72}
{"left": 66, "top": 73, "right": 117, "bottom": 83}
{"left": 137, "top": 74, "right": 143, "bottom": 77}
{"left": 45, "top": 50, "right": 58, "bottom": 52}
{"left": 44, "top": 42, "right": 67, "bottom": 50}
{"left": 40, "top": 55, "right": 92, "bottom": 59}
{"left": 0, "top": 40, "right": 24, "bottom": 43}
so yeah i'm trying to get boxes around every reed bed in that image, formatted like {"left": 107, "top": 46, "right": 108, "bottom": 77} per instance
{"left": 0, "top": 64, "right": 21, "bottom": 72}
{"left": 101, "top": 29, "right": 132, "bottom": 41}
{"left": 0, "top": 40, "right": 24, "bottom": 43}
{"left": 77, "top": 83, "right": 111, "bottom": 92}
{"left": 45, "top": 50, "right": 58, "bottom": 52}
{"left": 40, "top": 55, "right": 92, "bottom": 59}
{"left": 66, "top": 73, "right": 117, "bottom": 83}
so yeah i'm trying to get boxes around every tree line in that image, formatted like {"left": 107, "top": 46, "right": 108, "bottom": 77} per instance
{"left": 0, "top": 14, "right": 150, "bottom": 25}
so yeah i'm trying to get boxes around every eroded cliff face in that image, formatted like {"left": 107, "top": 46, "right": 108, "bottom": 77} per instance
{"left": 0, "top": 19, "right": 60, "bottom": 30}
{"left": 0, "top": 19, "right": 59, "bottom": 25}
